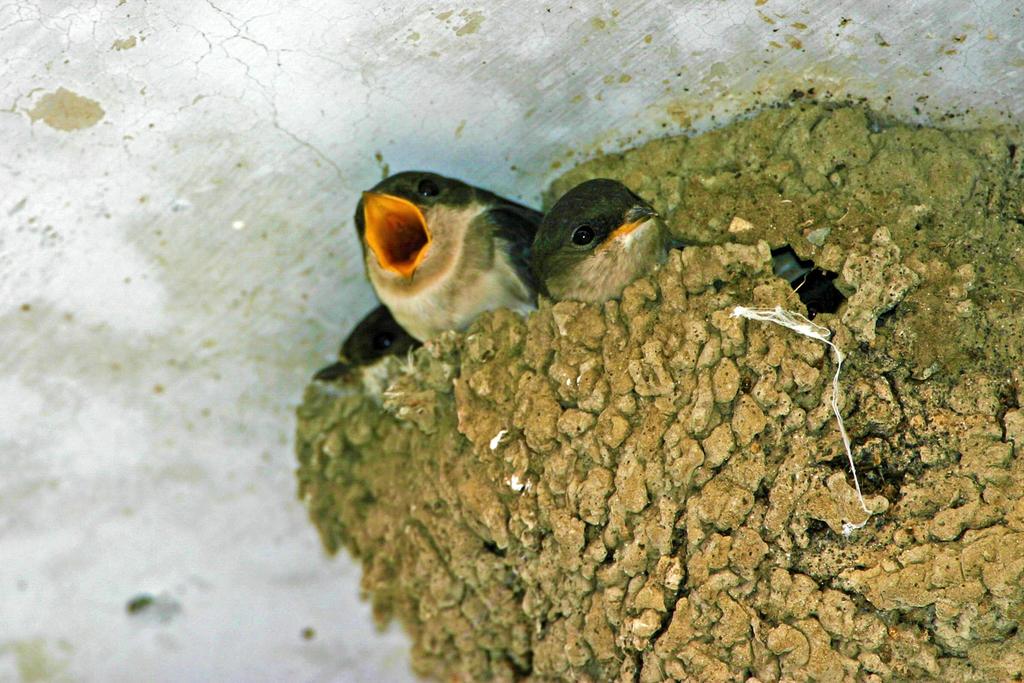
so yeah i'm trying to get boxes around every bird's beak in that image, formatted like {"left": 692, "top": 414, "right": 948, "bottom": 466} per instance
{"left": 362, "top": 192, "right": 432, "bottom": 278}
{"left": 600, "top": 204, "right": 658, "bottom": 249}
{"left": 313, "top": 360, "right": 352, "bottom": 382}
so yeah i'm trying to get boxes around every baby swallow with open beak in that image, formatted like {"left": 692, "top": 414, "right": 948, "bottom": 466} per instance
{"left": 356, "top": 171, "right": 541, "bottom": 341}
{"left": 313, "top": 304, "right": 419, "bottom": 384}
{"left": 531, "top": 178, "right": 670, "bottom": 303}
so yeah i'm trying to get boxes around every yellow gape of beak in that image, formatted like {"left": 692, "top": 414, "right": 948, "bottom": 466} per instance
{"left": 362, "top": 192, "right": 432, "bottom": 278}
{"left": 598, "top": 217, "right": 651, "bottom": 251}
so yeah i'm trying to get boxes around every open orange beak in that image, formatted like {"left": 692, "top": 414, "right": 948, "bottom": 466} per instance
{"left": 598, "top": 204, "right": 658, "bottom": 251}
{"left": 362, "top": 192, "right": 432, "bottom": 278}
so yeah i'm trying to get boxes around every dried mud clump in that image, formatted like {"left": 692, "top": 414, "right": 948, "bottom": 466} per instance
{"left": 296, "top": 104, "right": 1024, "bottom": 681}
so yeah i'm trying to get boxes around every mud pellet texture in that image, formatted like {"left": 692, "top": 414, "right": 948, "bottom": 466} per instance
{"left": 296, "top": 103, "right": 1024, "bottom": 682}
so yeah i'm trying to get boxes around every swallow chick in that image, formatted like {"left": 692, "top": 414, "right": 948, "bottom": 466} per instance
{"left": 356, "top": 171, "right": 541, "bottom": 341}
{"left": 770, "top": 246, "right": 845, "bottom": 319}
{"left": 530, "top": 179, "right": 670, "bottom": 303}
{"left": 313, "top": 304, "right": 419, "bottom": 390}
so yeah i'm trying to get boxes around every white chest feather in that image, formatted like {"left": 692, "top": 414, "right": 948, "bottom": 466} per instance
{"left": 379, "top": 249, "right": 533, "bottom": 341}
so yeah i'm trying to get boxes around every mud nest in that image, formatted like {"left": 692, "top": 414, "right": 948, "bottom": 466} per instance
{"left": 296, "top": 104, "right": 1024, "bottom": 681}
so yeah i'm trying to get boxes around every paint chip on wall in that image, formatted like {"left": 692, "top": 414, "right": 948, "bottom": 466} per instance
{"left": 454, "top": 10, "right": 484, "bottom": 36}
{"left": 28, "top": 88, "right": 105, "bottom": 131}
{"left": 111, "top": 36, "right": 138, "bottom": 50}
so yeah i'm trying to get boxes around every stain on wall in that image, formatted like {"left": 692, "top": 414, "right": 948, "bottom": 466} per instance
{"left": 111, "top": 36, "right": 137, "bottom": 51}
{"left": 0, "top": 638, "right": 72, "bottom": 683}
{"left": 454, "top": 10, "right": 484, "bottom": 36}
{"left": 27, "top": 88, "right": 104, "bottom": 131}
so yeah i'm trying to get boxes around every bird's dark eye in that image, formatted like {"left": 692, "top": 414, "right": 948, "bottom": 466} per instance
{"left": 417, "top": 179, "right": 440, "bottom": 197}
{"left": 372, "top": 332, "right": 394, "bottom": 351}
{"left": 571, "top": 225, "right": 595, "bottom": 246}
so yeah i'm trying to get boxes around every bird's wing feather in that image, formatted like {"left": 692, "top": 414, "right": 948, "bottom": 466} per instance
{"left": 352, "top": 196, "right": 370, "bottom": 260}
{"left": 482, "top": 201, "right": 543, "bottom": 294}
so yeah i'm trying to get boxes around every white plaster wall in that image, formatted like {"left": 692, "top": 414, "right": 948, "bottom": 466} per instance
{"left": 0, "top": 1, "right": 1020, "bottom": 680}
